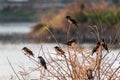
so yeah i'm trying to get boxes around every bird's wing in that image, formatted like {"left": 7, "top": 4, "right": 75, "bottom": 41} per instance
{"left": 41, "top": 59, "right": 46, "bottom": 65}
{"left": 71, "top": 19, "right": 78, "bottom": 28}
{"left": 66, "top": 42, "right": 71, "bottom": 45}
{"left": 40, "top": 58, "right": 47, "bottom": 69}
{"left": 27, "top": 49, "right": 34, "bottom": 55}
{"left": 58, "top": 48, "right": 63, "bottom": 52}
{"left": 92, "top": 45, "right": 99, "bottom": 55}
{"left": 102, "top": 43, "right": 109, "bottom": 52}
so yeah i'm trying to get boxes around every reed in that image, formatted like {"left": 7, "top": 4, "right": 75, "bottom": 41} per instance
{"left": 8, "top": 20, "right": 120, "bottom": 80}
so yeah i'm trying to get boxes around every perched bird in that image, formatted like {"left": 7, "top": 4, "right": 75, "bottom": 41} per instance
{"left": 66, "top": 16, "right": 78, "bottom": 28}
{"left": 22, "top": 47, "right": 34, "bottom": 58}
{"left": 86, "top": 69, "right": 94, "bottom": 79}
{"left": 92, "top": 41, "right": 102, "bottom": 55}
{"left": 38, "top": 56, "right": 47, "bottom": 69}
{"left": 54, "top": 46, "right": 65, "bottom": 55}
{"left": 102, "top": 39, "right": 109, "bottom": 52}
{"left": 65, "top": 39, "right": 77, "bottom": 46}
{"left": 92, "top": 39, "right": 109, "bottom": 55}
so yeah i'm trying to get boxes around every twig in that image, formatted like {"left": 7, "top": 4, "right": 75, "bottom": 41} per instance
{"left": 45, "top": 27, "right": 61, "bottom": 48}
{"left": 109, "top": 66, "right": 120, "bottom": 80}
{"left": 45, "top": 44, "right": 72, "bottom": 79}
{"left": 41, "top": 46, "right": 61, "bottom": 80}
{"left": 38, "top": 45, "right": 43, "bottom": 56}
{"left": 28, "top": 56, "right": 39, "bottom": 64}
{"left": 7, "top": 57, "right": 21, "bottom": 80}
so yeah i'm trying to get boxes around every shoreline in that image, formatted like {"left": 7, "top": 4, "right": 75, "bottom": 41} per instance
{"left": 0, "top": 33, "right": 119, "bottom": 44}
{"left": 0, "top": 33, "right": 28, "bottom": 43}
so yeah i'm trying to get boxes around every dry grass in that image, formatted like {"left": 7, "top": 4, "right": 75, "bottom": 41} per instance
{"left": 8, "top": 24, "right": 120, "bottom": 80}
{"left": 7, "top": 3, "right": 120, "bottom": 79}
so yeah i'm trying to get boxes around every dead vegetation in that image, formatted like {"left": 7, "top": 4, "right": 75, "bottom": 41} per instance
{"left": 8, "top": 20, "right": 120, "bottom": 80}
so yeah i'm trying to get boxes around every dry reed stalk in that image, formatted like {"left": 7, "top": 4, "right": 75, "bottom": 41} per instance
{"left": 7, "top": 57, "right": 21, "bottom": 80}
{"left": 8, "top": 23, "right": 120, "bottom": 80}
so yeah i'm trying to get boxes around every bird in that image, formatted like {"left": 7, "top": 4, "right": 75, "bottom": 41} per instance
{"left": 86, "top": 69, "right": 94, "bottom": 79}
{"left": 22, "top": 47, "right": 34, "bottom": 58}
{"left": 38, "top": 56, "right": 47, "bottom": 69}
{"left": 66, "top": 16, "right": 78, "bottom": 28}
{"left": 92, "top": 41, "right": 102, "bottom": 55}
{"left": 102, "top": 38, "right": 109, "bottom": 52}
{"left": 65, "top": 39, "right": 77, "bottom": 46}
{"left": 54, "top": 46, "right": 65, "bottom": 55}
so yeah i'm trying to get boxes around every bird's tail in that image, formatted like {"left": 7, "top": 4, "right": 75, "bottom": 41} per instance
{"left": 44, "top": 65, "right": 47, "bottom": 69}
{"left": 75, "top": 24, "right": 79, "bottom": 29}
{"left": 91, "top": 52, "right": 94, "bottom": 56}
{"left": 32, "top": 54, "right": 35, "bottom": 58}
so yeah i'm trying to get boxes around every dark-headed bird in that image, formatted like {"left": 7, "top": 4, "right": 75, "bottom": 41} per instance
{"left": 38, "top": 56, "right": 47, "bottom": 69}
{"left": 92, "top": 41, "right": 101, "bottom": 55}
{"left": 65, "top": 39, "right": 77, "bottom": 46}
{"left": 86, "top": 69, "right": 94, "bottom": 79}
{"left": 102, "top": 39, "right": 109, "bottom": 52}
{"left": 22, "top": 47, "right": 34, "bottom": 58}
{"left": 66, "top": 16, "right": 78, "bottom": 28}
{"left": 54, "top": 46, "right": 65, "bottom": 55}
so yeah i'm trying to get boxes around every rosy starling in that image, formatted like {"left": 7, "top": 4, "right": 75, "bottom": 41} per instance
{"left": 65, "top": 39, "right": 77, "bottom": 46}
{"left": 38, "top": 56, "right": 47, "bottom": 69}
{"left": 54, "top": 46, "right": 65, "bottom": 55}
{"left": 66, "top": 16, "right": 78, "bottom": 28}
{"left": 92, "top": 41, "right": 101, "bottom": 55}
{"left": 22, "top": 47, "right": 34, "bottom": 58}
{"left": 102, "top": 39, "right": 109, "bottom": 52}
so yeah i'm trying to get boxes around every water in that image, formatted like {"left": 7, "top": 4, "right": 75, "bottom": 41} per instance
{"left": 0, "top": 42, "right": 119, "bottom": 80}
{"left": 0, "top": 43, "right": 57, "bottom": 80}
{"left": 0, "top": 22, "right": 39, "bottom": 80}
{"left": 0, "top": 22, "right": 36, "bottom": 34}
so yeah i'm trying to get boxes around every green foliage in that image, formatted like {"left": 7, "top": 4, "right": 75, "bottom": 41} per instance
{"left": 77, "top": 9, "right": 120, "bottom": 27}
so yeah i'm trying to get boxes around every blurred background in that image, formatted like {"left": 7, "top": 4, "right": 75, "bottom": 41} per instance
{"left": 0, "top": 0, "right": 120, "bottom": 79}
{"left": 0, "top": 0, "right": 120, "bottom": 43}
